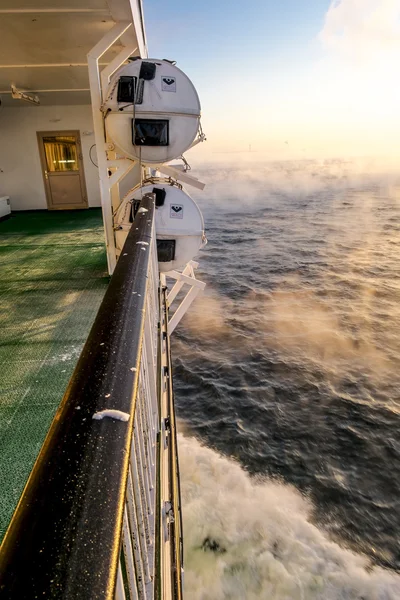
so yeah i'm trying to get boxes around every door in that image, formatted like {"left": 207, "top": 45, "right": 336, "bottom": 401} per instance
{"left": 37, "top": 131, "right": 88, "bottom": 210}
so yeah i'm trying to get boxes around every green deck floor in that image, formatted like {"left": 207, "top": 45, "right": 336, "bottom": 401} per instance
{"left": 0, "top": 210, "right": 109, "bottom": 540}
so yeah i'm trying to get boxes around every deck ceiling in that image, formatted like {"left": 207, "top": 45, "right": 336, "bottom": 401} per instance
{"left": 0, "top": 0, "right": 146, "bottom": 106}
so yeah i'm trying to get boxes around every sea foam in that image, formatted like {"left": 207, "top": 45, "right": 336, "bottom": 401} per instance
{"left": 179, "top": 434, "right": 400, "bottom": 599}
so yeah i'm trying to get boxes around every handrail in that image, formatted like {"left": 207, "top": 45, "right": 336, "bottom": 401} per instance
{"left": 0, "top": 194, "right": 155, "bottom": 599}
{"left": 162, "top": 285, "right": 184, "bottom": 599}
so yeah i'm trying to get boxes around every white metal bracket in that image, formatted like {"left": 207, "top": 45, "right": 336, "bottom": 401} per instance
{"left": 166, "top": 261, "right": 206, "bottom": 334}
{"left": 107, "top": 158, "right": 136, "bottom": 188}
{"left": 156, "top": 164, "right": 206, "bottom": 191}
{"left": 87, "top": 21, "right": 143, "bottom": 275}
{"left": 100, "top": 43, "right": 138, "bottom": 95}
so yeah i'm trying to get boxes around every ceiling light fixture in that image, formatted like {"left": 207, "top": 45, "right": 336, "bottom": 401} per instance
{"left": 11, "top": 84, "right": 40, "bottom": 105}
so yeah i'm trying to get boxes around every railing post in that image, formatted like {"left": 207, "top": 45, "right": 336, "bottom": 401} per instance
{"left": 122, "top": 507, "right": 140, "bottom": 600}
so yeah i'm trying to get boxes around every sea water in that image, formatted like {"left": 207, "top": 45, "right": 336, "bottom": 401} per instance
{"left": 173, "top": 158, "right": 400, "bottom": 598}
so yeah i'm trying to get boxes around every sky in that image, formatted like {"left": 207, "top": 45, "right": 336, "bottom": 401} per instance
{"left": 143, "top": 0, "right": 400, "bottom": 159}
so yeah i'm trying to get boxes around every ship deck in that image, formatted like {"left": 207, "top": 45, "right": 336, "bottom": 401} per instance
{"left": 0, "top": 209, "right": 109, "bottom": 540}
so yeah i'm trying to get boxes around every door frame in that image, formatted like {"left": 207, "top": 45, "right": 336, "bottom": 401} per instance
{"left": 37, "top": 130, "right": 88, "bottom": 210}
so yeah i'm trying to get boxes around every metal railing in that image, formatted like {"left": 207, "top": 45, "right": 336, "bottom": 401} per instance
{"left": 161, "top": 285, "right": 184, "bottom": 598}
{"left": 0, "top": 193, "right": 183, "bottom": 600}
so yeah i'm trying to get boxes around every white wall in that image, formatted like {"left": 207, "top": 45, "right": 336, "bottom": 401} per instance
{"left": 0, "top": 104, "right": 101, "bottom": 210}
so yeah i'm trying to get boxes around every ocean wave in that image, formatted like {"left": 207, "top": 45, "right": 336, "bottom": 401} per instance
{"left": 179, "top": 434, "right": 400, "bottom": 600}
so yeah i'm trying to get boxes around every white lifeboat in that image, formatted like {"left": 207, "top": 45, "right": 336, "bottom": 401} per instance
{"left": 104, "top": 59, "right": 201, "bottom": 164}
{"left": 115, "top": 180, "right": 206, "bottom": 272}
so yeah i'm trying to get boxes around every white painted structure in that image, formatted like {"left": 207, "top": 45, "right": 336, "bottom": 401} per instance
{"left": 0, "top": 0, "right": 147, "bottom": 212}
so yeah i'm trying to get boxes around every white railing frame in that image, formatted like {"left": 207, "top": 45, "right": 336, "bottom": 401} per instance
{"left": 166, "top": 261, "right": 206, "bottom": 334}
{"left": 122, "top": 227, "right": 158, "bottom": 600}
{"left": 87, "top": 24, "right": 142, "bottom": 275}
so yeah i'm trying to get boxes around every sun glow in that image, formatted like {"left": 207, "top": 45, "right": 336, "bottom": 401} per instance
{"left": 194, "top": 0, "right": 400, "bottom": 159}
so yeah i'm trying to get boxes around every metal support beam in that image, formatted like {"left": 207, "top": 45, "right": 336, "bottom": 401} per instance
{"left": 166, "top": 261, "right": 206, "bottom": 334}
{"left": 166, "top": 261, "right": 198, "bottom": 305}
{"left": 0, "top": 8, "right": 110, "bottom": 13}
{"left": 87, "top": 21, "right": 132, "bottom": 275}
{"left": 168, "top": 286, "right": 201, "bottom": 335}
{"left": 100, "top": 43, "right": 138, "bottom": 95}
{"left": 0, "top": 88, "right": 90, "bottom": 94}
{"left": 0, "top": 63, "right": 107, "bottom": 69}
{"left": 157, "top": 164, "right": 206, "bottom": 191}
{"left": 107, "top": 159, "right": 136, "bottom": 188}
{"left": 128, "top": 0, "right": 148, "bottom": 58}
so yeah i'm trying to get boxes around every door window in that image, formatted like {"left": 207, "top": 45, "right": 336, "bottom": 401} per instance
{"left": 43, "top": 136, "right": 79, "bottom": 172}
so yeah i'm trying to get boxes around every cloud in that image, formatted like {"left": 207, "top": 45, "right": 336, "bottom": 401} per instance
{"left": 319, "top": 0, "right": 400, "bottom": 67}
{"left": 303, "top": 0, "right": 400, "bottom": 157}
